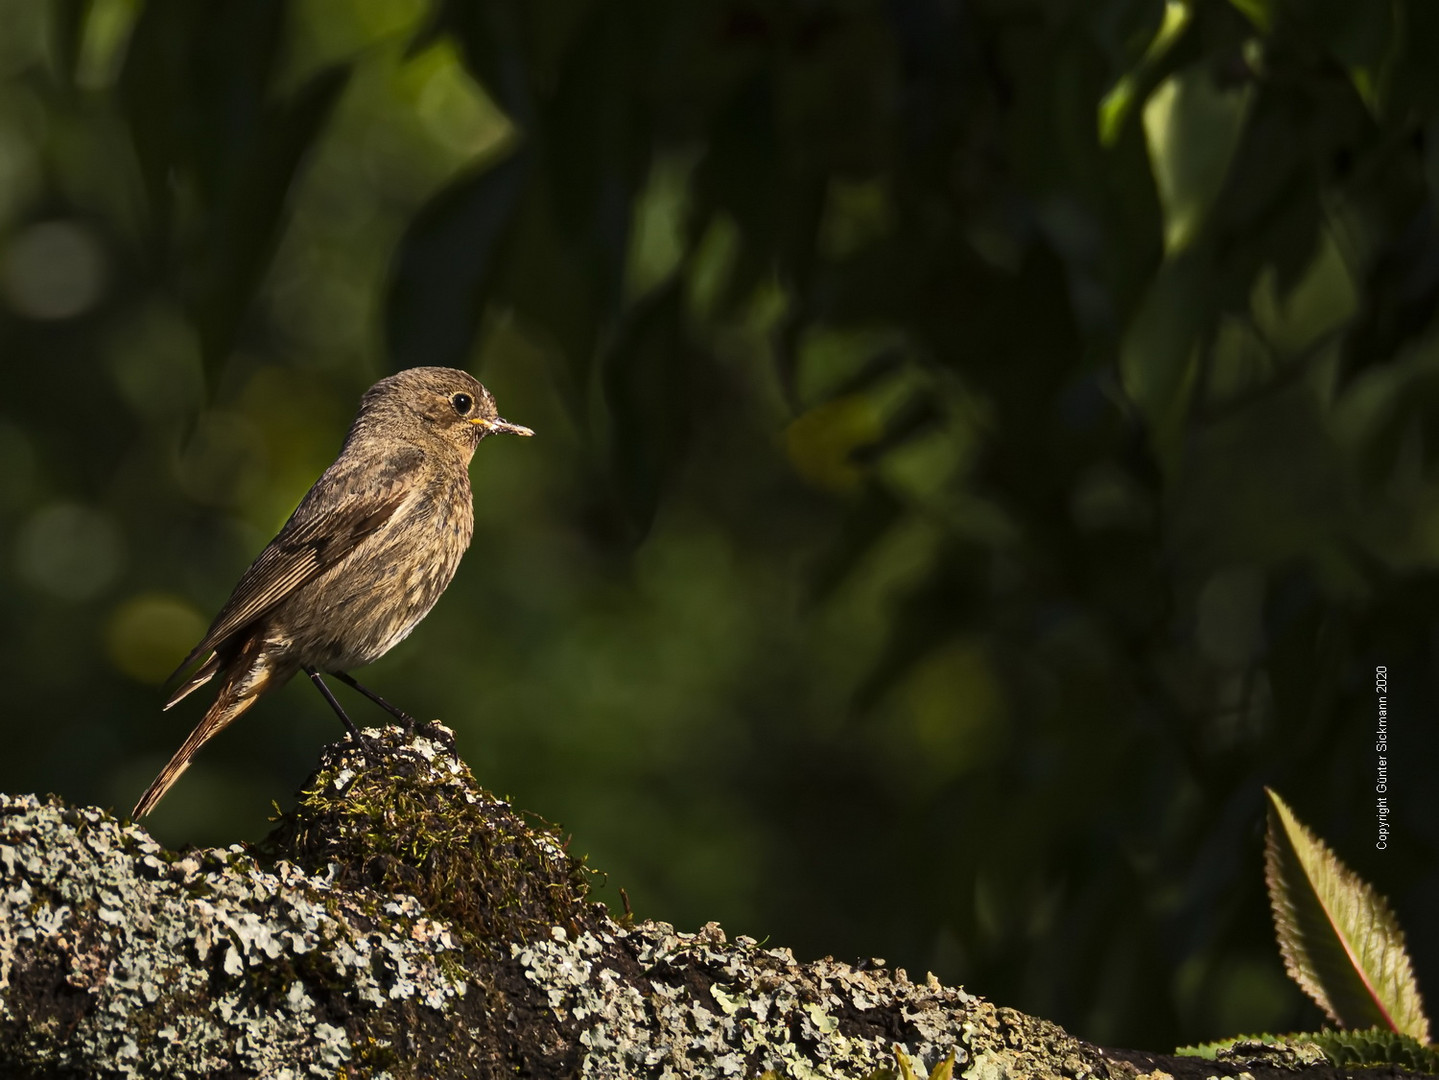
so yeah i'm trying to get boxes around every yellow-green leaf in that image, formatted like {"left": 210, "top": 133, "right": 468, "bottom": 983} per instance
{"left": 893, "top": 1044, "right": 919, "bottom": 1080}
{"left": 1227, "top": 0, "right": 1272, "bottom": 32}
{"left": 1264, "top": 788, "right": 1430, "bottom": 1040}
{"left": 1098, "top": 0, "right": 1194, "bottom": 147}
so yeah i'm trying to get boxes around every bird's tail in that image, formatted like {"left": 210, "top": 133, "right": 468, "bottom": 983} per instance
{"left": 133, "top": 653, "right": 285, "bottom": 818}
{"left": 164, "top": 651, "right": 222, "bottom": 711}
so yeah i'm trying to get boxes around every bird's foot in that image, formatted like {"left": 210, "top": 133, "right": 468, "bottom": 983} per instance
{"left": 342, "top": 728, "right": 386, "bottom": 772}
{"left": 413, "top": 718, "right": 459, "bottom": 757}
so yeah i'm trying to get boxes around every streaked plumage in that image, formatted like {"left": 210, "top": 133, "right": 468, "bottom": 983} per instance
{"left": 133, "top": 367, "right": 532, "bottom": 818}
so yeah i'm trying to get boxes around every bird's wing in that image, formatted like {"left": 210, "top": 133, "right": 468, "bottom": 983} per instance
{"left": 167, "top": 447, "right": 426, "bottom": 684}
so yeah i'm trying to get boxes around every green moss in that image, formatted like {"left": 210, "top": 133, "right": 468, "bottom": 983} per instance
{"left": 260, "top": 725, "right": 595, "bottom": 952}
{"left": 3, "top": 744, "right": 1005, "bottom": 1078}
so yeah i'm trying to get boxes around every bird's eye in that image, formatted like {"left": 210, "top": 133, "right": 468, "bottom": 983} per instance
{"left": 451, "top": 392, "right": 473, "bottom": 416}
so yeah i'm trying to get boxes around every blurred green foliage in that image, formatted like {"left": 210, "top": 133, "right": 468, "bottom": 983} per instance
{"left": 0, "top": 0, "right": 1436, "bottom": 1052}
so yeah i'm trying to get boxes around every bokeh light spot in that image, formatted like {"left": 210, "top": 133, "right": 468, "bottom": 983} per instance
{"left": 784, "top": 396, "right": 882, "bottom": 492}
{"left": 105, "top": 593, "right": 208, "bottom": 684}
{"left": 1, "top": 220, "right": 107, "bottom": 319}
{"left": 105, "top": 302, "right": 205, "bottom": 421}
{"left": 15, "top": 502, "right": 125, "bottom": 600}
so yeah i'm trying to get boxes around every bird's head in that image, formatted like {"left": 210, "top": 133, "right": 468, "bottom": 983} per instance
{"left": 356, "top": 367, "right": 534, "bottom": 455}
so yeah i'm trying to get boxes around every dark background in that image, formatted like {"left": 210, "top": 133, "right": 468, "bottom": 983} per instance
{"left": 0, "top": 0, "right": 1435, "bottom": 1053}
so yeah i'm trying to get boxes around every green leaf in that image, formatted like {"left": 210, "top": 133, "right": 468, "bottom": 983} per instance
{"left": 1118, "top": 249, "right": 1207, "bottom": 475}
{"left": 118, "top": 2, "right": 351, "bottom": 364}
{"left": 1142, "top": 64, "right": 1254, "bottom": 254}
{"left": 50, "top": 0, "right": 87, "bottom": 87}
{"left": 600, "top": 276, "right": 692, "bottom": 537}
{"left": 805, "top": 485, "right": 904, "bottom": 603}
{"left": 386, "top": 149, "right": 530, "bottom": 371}
{"left": 885, "top": 1044, "right": 956, "bottom": 1080}
{"left": 1098, "top": 0, "right": 1196, "bottom": 148}
{"left": 1178, "top": 1029, "right": 1439, "bottom": 1072}
{"left": 417, "top": 0, "right": 539, "bottom": 122}
{"left": 1312, "top": 1028, "right": 1439, "bottom": 1071}
{"left": 193, "top": 61, "right": 351, "bottom": 360}
{"left": 1263, "top": 787, "right": 1431, "bottom": 1040}
{"left": 1227, "top": 0, "right": 1273, "bottom": 33}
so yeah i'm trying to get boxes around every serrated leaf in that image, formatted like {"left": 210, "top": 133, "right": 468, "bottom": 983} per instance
{"left": 1176, "top": 1033, "right": 1315, "bottom": 1061}
{"left": 1263, "top": 787, "right": 1431, "bottom": 1040}
{"left": 1312, "top": 1027, "right": 1439, "bottom": 1071}
{"left": 1220, "top": 1037, "right": 1329, "bottom": 1068}
{"left": 1180, "top": 1029, "right": 1439, "bottom": 1072}
{"left": 1176, "top": 1039, "right": 1226, "bottom": 1058}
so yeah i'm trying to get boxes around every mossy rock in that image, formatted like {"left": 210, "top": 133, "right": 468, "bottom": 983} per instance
{"left": 262, "top": 724, "right": 596, "bottom": 949}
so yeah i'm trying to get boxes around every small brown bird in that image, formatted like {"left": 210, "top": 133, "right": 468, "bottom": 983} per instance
{"left": 133, "top": 367, "right": 533, "bottom": 818}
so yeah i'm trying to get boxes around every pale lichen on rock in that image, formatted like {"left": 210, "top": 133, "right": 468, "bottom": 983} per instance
{"left": 513, "top": 919, "right": 978, "bottom": 1079}
{"left": 0, "top": 789, "right": 469, "bottom": 1077}
{"left": 0, "top": 727, "right": 1153, "bottom": 1079}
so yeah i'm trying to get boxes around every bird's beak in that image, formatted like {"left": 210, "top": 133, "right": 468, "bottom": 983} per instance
{"left": 472, "top": 416, "right": 535, "bottom": 437}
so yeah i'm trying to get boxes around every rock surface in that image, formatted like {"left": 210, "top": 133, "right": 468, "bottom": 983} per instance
{"left": 0, "top": 728, "right": 1424, "bottom": 1078}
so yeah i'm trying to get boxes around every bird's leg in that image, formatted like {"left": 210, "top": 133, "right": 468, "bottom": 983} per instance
{"left": 328, "top": 671, "right": 418, "bottom": 733}
{"left": 330, "top": 671, "right": 459, "bottom": 755}
{"left": 304, "top": 667, "right": 377, "bottom": 754}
